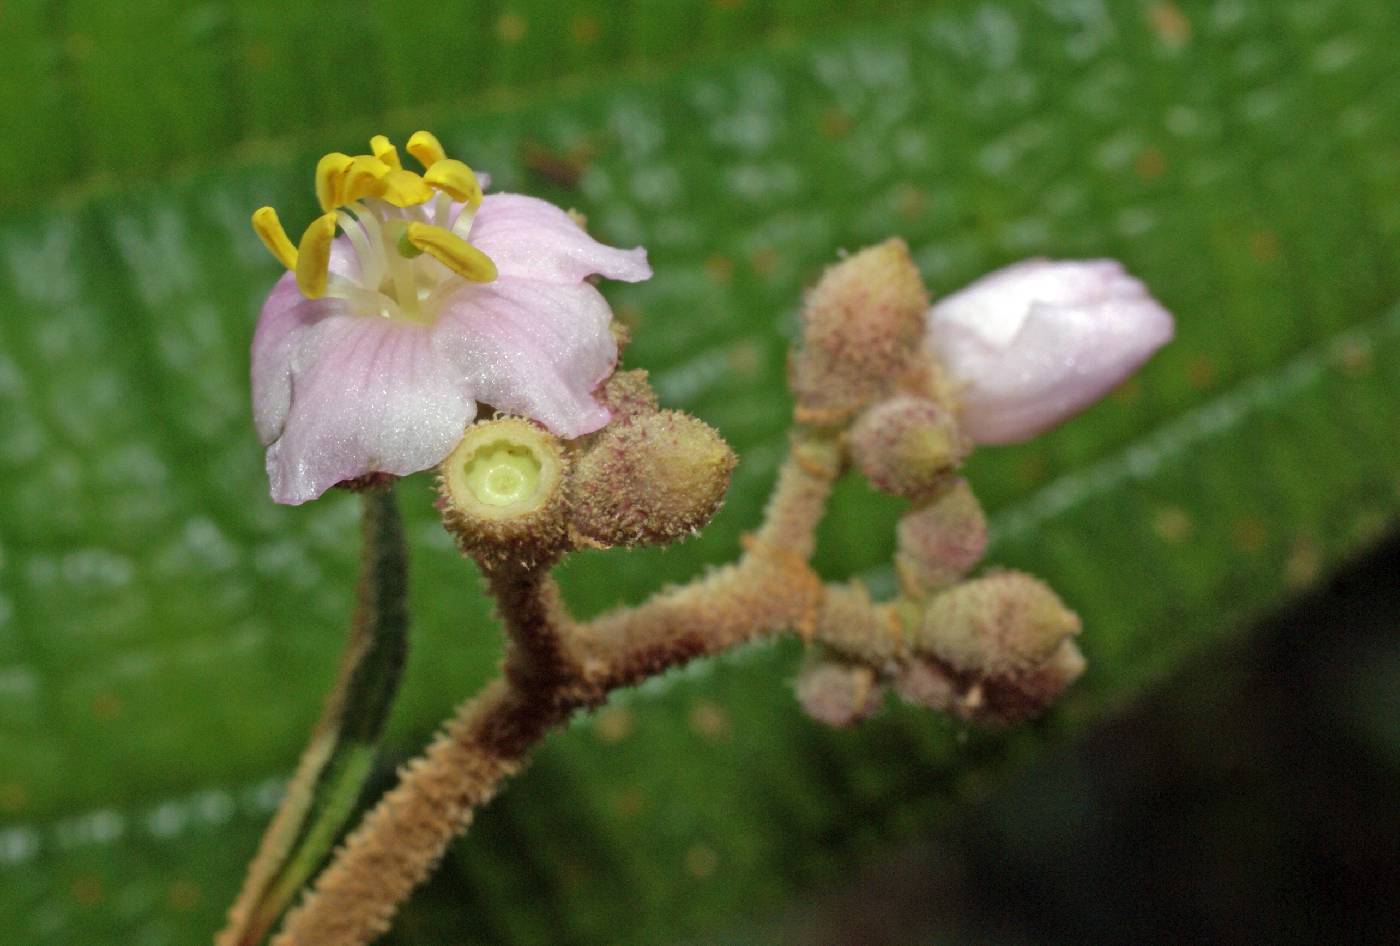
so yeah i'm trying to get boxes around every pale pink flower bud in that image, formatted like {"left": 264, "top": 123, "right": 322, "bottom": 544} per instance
{"left": 794, "top": 653, "right": 883, "bottom": 728}
{"left": 925, "top": 259, "right": 1174, "bottom": 444}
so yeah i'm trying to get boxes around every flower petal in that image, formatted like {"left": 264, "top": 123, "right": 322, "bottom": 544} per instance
{"left": 927, "top": 259, "right": 1174, "bottom": 444}
{"left": 467, "top": 193, "right": 651, "bottom": 284}
{"left": 432, "top": 275, "right": 617, "bottom": 438}
{"left": 264, "top": 314, "right": 476, "bottom": 504}
{"left": 251, "top": 243, "right": 364, "bottom": 445}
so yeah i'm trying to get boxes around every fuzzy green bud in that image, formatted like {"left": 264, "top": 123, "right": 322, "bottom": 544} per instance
{"left": 438, "top": 418, "right": 569, "bottom": 566}
{"left": 568, "top": 410, "right": 735, "bottom": 548}
{"left": 790, "top": 239, "right": 928, "bottom": 425}
{"left": 918, "top": 570, "right": 1080, "bottom": 678}
{"left": 849, "top": 396, "right": 969, "bottom": 500}
{"left": 895, "top": 479, "right": 988, "bottom": 597}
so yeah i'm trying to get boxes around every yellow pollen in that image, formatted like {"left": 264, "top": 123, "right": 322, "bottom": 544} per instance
{"left": 406, "top": 130, "right": 447, "bottom": 168}
{"left": 423, "top": 159, "right": 483, "bottom": 206}
{"left": 405, "top": 222, "right": 497, "bottom": 283}
{"left": 315, "top": 152, "right": 354, "bottom": 213}
{"left": 251, "top": 206, "right": 298, "bottom": 271}
{"left": 369, "top": 135, "right": 402, "bottom": 170}
{"left": 339, "top": 155, "right": 393, "bottom": 206}
{"left": 295, "top": 212, "right": 338, "bottom": 298}
{"left": 378, "top": 168, "right": 435, "bottom": 207}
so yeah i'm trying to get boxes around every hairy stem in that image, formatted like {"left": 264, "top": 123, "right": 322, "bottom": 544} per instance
{"left": 273, "top": 430, "right": 881, "bottom": 946}
{"left": 217, "top": 487, "right": 409, "bottom": 946}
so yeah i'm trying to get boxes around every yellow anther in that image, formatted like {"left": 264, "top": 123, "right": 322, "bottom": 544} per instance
{"left": 315, "top": 152, "right": 355, "bottom": 213}
{"left": 251, "top": 206, "right": 298, "bottom": 271}
{"left": 406, "top": 130, "right": 447, "bottom": 169}
{"left": 378, "top": 169, "right": 435, "bottom": 207}
{"left": 369, "top": 135, "right": 402, "bottom": 170}
{"left": 295, "top": 212, "right": 338, "bottom": 298}
{"left": 405, "top": 222, "right": 497, "bottom": 283}
{"left": 423, "top": 158, "right": 483, "bottom": 206}
{"left": 339, "top": 155, "right": 393, "bottom": 205}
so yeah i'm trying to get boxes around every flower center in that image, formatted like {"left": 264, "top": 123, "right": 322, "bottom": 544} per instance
{"left": 461, "top": 441, "right": 544, "bottom": 507}
{"left": 250, "top": 130, "right": 497, "bottom": 324}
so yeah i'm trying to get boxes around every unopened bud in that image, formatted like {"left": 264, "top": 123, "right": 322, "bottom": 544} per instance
{"left": 595, "top": 368, "right": 659, "bottom": 422}
{"left": 917, "top": 571, "right": 1080, "bottom": 679}
{"left": 438, "top": 418, "right": 569, "bottom": 566}
{"left": 794, "top": 651, "right": 883, "bottom": 728}
{"left": 569, "top": 410, "right": 735, "bottom": 548}
{"left": 849, "top": 396, "right": 969, "bottom": 499}
{"left": 889, "top": 658, "right": 956, "bottom": 712}
{"left": 790, "top": 239, "right": 928, "bottom": 424}
{"left": 895, "top": 479, "right": 988, "bottom": 597}
{"left": 969, "top": 639, "right": 1086, "bottom": 725}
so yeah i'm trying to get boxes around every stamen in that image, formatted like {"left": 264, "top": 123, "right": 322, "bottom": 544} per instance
{"left": 340, "top": 155, "right": 392, "bottom": 206}
{"left": 406, "top": 130, "right": 447, "bottom": 169}
{"left": 251, "top": 206, "right": 298, "bottom": 270}
{"left": 378, "top": 169, "right": 435, "bottom": 207}
{"left": 295, "top": 212, "right": 338, "bottom": 298}
{"left": 405, "top": 222, "right": 497, "bottom": 283}
{"left": 369, "top": 135, "right": 402, "bottom": 170}
{"left": 432, "top": 192, "right": 453, "bottom": 228}
{"left": 315, "top": 153, "right": 355, "bottom": 213}
{"left": 423, "top": 159, "right": 482, "bottom": 206}
{"left": 334, "top": 208, "right": 381, "bottom": 288}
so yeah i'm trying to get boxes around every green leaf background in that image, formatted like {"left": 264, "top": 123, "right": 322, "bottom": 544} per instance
{"left": 1, "top": 0, "right": 1397, "bottom": 942}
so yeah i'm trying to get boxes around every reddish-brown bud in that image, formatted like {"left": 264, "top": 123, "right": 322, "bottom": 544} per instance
{"left": 895, "top": 479, "right": 988, "bottom": 597}
{"left": 970, "top": 639, "right": 1086, "bottom": 725}
{"left": 794, "top": 651, "right": 883, "bottom": 728}
{"left": 568, "top": 410, "right": 735, "bottom": 548}
{"left": 790, "top": 238, "right": 928, "bottom": 424}
{"left": 849, "top": 395, "right": 969, "bottom": 499}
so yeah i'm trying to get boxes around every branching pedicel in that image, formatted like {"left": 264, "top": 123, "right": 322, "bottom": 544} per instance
{"left": 222, "top": 132, "right": 1174, "bottom": 946}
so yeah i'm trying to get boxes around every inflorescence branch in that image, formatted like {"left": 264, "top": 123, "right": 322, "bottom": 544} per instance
{"left": 261, "top": 239, "right": 1090, "bottom": 946}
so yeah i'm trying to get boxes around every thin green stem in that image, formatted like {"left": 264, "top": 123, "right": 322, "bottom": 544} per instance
{"left": 216, "top": 487, "right": 410, "bottom": 946}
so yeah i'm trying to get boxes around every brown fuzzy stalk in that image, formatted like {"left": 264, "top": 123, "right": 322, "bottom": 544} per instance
{"left": 272, "top": 432, "right": 872, "bottom": 946}
{"left": 262, "top": 239, "right": 1089, "bottom": 946}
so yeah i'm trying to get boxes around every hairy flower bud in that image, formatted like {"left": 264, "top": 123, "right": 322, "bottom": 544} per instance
{"left": 595, "top": 368, "right": 660, "bottom": 422}
{"left": 972, "top": 639, "right": 1086, "bottom": 725}
{"left": 918, "top": 570, "right": 1080, "bottom": 678}
{"left": 438, "top": 418, "right": 569, "bottom": 566}
{"left": 889, "top": 658, "right": 957, "bottom": 712}
{"left": 894, "top": 479, "right": 988, "bottom": 597}
{"left": 909, "top": 571, "right": 1084, "bottom": 724}
{"left": 849, "top": 396, "right": 969, "bottom": 499}
{"left": 794, "top": 651, "right": 883, "bottom": 728}
{"left": 790, "top": 239, "right": 928, "bottom": 424}
{"left": 568, "top": 410, "right": 735, "bottom": 548}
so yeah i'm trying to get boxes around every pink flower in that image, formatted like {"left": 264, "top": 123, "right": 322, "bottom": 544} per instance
{"left": 249, "top": 133, "right": 650, "bottom": 504}
{"left": 925, "top": 259, "right": 1174, "bottom": 444}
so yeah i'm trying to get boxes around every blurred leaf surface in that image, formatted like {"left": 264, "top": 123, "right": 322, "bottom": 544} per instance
{"left": 2, "top": 1, "right": 1399, "bottom": 943}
